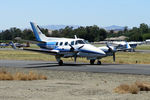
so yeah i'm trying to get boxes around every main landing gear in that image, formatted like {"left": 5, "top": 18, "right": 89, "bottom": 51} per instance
{"left": 90, "top": 60, "right": 101, "bottom": 65}
{"left": 56, "top": 56, "right": 64, "bottom": 66}
{"left": 90, "top": 59, "right": 95, "bottom": 65}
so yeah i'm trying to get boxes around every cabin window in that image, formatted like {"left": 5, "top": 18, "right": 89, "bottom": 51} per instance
{"left": 71, "top": 41, "right": 74, "bottom": 45}
{"left": 65, "top": 42, "right": 68, "bottom": 46}
{"left": 56, "top": 42, "right": 58, "bottom": 46}
{"left": 60, "top": 42, "right": 63, "bottom": 46}
{"left": 75, "top": 41, "right": 78, "bottom": 45}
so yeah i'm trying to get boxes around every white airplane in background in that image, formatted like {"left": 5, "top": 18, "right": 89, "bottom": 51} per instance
{"left": 146, "top": 39, "right": 150, "bottom": 43}
{"left": 11, "top": 22, "right": 117, "bottom": 65}
{"left": 111, "top": 41, "right": 143, "bottom": 52}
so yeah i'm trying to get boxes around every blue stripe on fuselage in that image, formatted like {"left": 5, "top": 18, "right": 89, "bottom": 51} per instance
{"left": 37, "top": 42, "right": 57, "bottom": 49}
{"left": 54, "top": 48, "right": 102, "bottom": 55}
{"left": 30, "top": 22, "right": 41, "bottom": 41}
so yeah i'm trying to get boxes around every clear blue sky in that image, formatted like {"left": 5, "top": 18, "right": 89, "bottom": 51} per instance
{"left": 0, "top": 0, "right": 150, "bottom": 30}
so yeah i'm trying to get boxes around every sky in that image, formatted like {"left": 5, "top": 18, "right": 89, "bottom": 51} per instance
{"left": 0, "top": 0, "right": 150, "bottom": 30}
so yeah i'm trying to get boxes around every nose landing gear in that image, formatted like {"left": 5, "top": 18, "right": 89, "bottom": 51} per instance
{"left": 97, "top": 60, "right": 101, "bottom": 65}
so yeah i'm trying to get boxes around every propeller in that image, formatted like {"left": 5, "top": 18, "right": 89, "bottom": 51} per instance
{"left": 113, "top": 52, "right": 115, "bottom": 62}
{"left": 69, "top": 44, "right": 75, "bottom": 52}
{"left": 69, "top": 44, "right": 84, "bottom": 63}
{"left": 106, "top": 42, "right": 116, "bottom": 62}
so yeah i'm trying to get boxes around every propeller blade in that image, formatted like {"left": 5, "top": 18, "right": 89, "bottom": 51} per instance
{"left": 69, "top": 44, "right": 74, "bottom": 51}
{"left": 106, "top": 42, "right": 109, "bottom": 48}
{"left": 106, "top": 42, "right": 113, "bottom": 52}
{"left": 74, "top": 54, "right": 77, "bottom": 63}
{"left": 78, "top": 45, "right": 84, "bottom": 49}
{"left": 106, "top": 43, "right": 116, "bottom": 62}
{"left": 113, "top": 52, "right": 116, "bottom": 62}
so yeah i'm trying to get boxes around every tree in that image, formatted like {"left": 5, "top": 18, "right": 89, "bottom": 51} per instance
{"left": 124, "top": 26, "right": 128, "bottom": 33}
{"left": 22, "top": 29, "right": 35, "bottom": 40}
{"left": 139, "top": 23, "right": 148, "bottom": 33}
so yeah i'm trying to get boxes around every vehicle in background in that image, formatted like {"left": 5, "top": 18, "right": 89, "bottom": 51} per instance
{"left": 15, "top": 42, "right": 30, "bottom": 48}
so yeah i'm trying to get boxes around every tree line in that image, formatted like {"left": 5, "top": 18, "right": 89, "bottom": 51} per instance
{"left": 0, "top": 25, "right": 107, "bottom": 42}
{"left": 0, "top": 23, "right": 150, "bottom": 42}
{"left": 107, "top": 23, "right": 150, "bottom": 41}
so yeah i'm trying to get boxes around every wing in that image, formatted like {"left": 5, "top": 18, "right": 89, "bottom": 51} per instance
{"left": 23, "top": 48, "right": 59, "bottom": 55}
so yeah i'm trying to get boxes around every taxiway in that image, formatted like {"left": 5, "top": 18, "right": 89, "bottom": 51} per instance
{"left": 0, "top": 60, "right": 150, "bottom": 75}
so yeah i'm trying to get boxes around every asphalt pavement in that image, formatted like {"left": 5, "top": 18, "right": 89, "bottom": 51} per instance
{"left": 0, "top": 60, "right": 150, "bottom": 75}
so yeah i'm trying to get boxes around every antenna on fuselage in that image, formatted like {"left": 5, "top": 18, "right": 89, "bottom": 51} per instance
{"left": 74, "top": 35, "right": 77, "bottom": 39}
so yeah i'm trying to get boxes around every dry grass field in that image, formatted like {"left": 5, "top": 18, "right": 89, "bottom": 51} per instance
{"left": 0, "top": 69, "right": 47, "bottom": 80}
{"left": 114, "top": 81, "right": 150, "bottom": 94}
{"left": 0, "top": 67, "right": 150, "bottom": 100}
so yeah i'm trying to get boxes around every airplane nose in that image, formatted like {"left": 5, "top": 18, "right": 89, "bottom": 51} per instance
{"left": 98, "top": 50, "right": 106, "bottom": 56}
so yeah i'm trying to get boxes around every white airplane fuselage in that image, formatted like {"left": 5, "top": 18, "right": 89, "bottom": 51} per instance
{"left": 37, "top": 38, "right": 106, "bottom": 59}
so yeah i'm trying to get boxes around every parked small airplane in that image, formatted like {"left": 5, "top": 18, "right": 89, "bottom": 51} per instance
{"left": 146, "top": 39, "right": 150, "bottom": 43}
{"left": 0, "top": 43, "right": 9, "bottom": 48}
{"left": 15, "top": 42, "right": 30, "bottom": 48}
{"left": 11, "top": 22, "right": 117, "bottom": 65}
{"left": 111, "top": 41, "right": 143, "bottom": 52}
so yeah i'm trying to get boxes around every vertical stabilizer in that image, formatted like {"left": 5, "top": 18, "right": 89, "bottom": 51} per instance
{"left": 126, "top": 42, "right": 131, "bottom": 49}
{"left": 30, "top": 22, "right": 48, "bottom": 42}
{"left": 9, "top": 41, "right": 16, "bottom": 49}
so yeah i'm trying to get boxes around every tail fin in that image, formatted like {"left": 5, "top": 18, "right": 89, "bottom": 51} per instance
{"left": 9, "top": 41, "right": 16, "bottom": 49}
{"left": 126, "top": 42, "right": 131, "bottom": 49}
{"left": 30, "top": 22, "right": 48, "bottom": 42}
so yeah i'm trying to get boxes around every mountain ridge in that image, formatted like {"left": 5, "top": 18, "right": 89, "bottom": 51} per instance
{"left": 41, "top": 24, "right": 125, "bottom": 31}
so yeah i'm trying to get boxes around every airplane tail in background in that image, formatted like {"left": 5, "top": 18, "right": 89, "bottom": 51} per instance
{"left": 126, "top": 42, "right": 131, "bottom": 50}
{"left": 30, "top": 22, "right": 48, "bottom": 42}
{"left": 9, "top": 41, "right": 16, "bottom": 49}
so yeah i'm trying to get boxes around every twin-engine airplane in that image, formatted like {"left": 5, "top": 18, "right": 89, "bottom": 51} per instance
{"left": 111, "top": 41, "right": 144, "bottom": 52}
{"left": 12, "top": 22, "right": 117, "bottom": 65}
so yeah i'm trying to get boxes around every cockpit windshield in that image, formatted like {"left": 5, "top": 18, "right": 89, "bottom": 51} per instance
{"left": 75, "top": 40, "right": 89, "bottom": 45}
{"left": 84, "top": 40, "right": 89, "bottom": 44}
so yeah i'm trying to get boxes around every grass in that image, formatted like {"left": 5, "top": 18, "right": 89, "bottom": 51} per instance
{"left": 0, "top": 50, "right": 150, "bottom": 64}
{"left": 114, "top": 81, "right": 150, "bottom": 94}
{"left": 136, "top": 44, "right": 150, "bottom": 50}
{"left": 102, "top": 52, "right": 150, "bottom": 64}
{"left": 114, "top": 84, "right": 139, "bottom": 94}
{"left": 1, "top": 43, "right": 150, "bottom": 64}
{"left": 29, "top": 44, "right": 40, "bottom": 49}
{"left": 0, "top": 69, "right": 47, "bottom": 80}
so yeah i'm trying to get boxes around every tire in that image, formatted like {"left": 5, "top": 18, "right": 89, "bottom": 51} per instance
{"left": 59, "top": 60, "right": 63, "bottom": 66}
{"left": 97, "top": 61, "right": 101, "bottom": 65}
{"left": 90, "top": 60, "right": 95, "bottom": 65}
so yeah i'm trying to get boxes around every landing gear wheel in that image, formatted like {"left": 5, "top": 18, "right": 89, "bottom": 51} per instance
{"left": 90, "top": 60, "right": 95, "bottom": 65}
{"left": 59, "top": 60, "right": 63, "bottom": 66}
{"left": 97, "top": 61, "right": 101, "bottom": 65}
